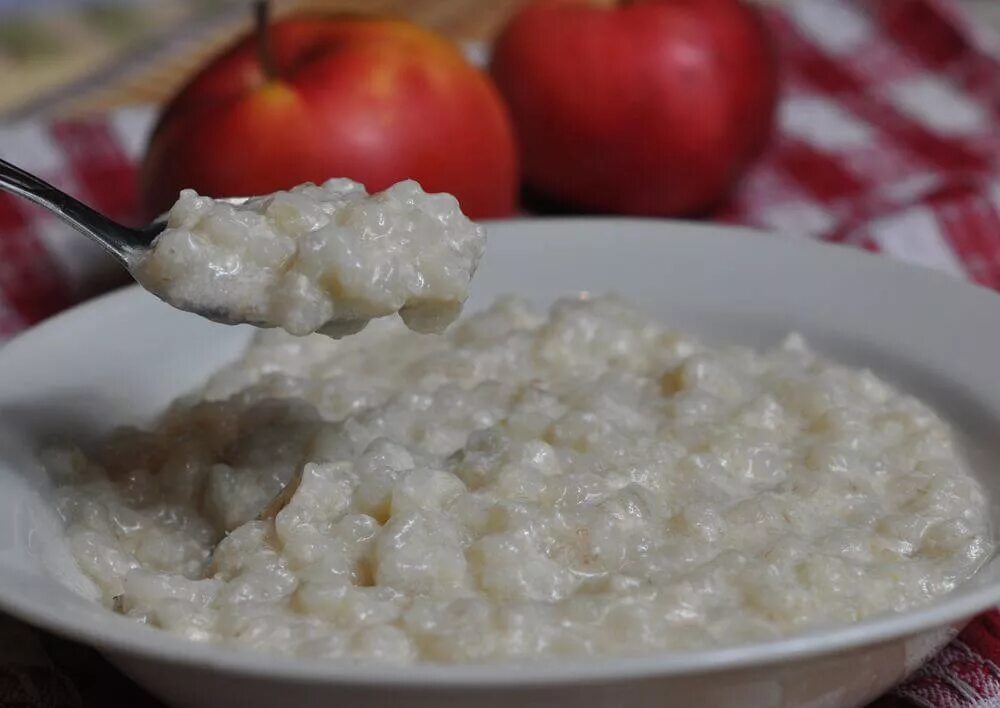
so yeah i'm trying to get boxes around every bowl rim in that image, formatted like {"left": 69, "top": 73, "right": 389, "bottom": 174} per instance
{"left": 2, "top": 216, "right": 1000, "bottom": 686}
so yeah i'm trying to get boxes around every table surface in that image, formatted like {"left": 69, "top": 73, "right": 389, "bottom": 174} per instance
{"left": 0, "top": 0, "right": 998, "bottom": 121}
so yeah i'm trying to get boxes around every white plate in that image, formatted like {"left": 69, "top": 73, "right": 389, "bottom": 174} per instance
{"left": 1, "top": 218, "right": 999, "bottom": 708}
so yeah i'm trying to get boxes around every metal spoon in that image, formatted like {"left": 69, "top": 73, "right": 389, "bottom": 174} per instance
{"left": 0, "top": 157, "right": 251, "bottom": 325}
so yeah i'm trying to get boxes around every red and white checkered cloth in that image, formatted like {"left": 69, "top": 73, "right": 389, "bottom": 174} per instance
{"left": 717, "top": 0, "right": 1000, "bottom": 294}
{"left": 0, "top": 0, "right": 999, "bottom": 706}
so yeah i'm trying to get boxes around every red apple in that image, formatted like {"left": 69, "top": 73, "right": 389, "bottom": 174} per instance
{"left": 490, "top": 0, "right": 778, "bottom": 216}
{"left": 140, "top": 9, "right": 518, "bottom": 219}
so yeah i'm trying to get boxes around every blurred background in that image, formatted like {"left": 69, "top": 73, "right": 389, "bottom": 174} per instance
{"left": 0, "top": 0, "right": 525, "bottom": 120}
{"left": 0, "top": 0, "right": 993, "bottom": 121}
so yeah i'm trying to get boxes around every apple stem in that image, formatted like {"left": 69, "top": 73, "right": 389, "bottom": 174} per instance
{"left": 255, "top": 0, "right": 277, "bottom": 80}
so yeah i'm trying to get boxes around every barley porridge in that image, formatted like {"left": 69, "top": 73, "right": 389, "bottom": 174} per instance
{"left": 48, "top": 295, "right": 992, "bottom": 663}
{"left": 134, "top": 179, "right": 485, "bottom": 337}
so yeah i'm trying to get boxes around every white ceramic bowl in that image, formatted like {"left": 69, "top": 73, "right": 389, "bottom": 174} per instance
{"left": 1, "top": 219, "right": 999, "bottom": 708}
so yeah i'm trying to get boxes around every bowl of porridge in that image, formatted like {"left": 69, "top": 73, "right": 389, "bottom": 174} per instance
{"left": 0, "top": 217, "right": 999, "bottom": 708}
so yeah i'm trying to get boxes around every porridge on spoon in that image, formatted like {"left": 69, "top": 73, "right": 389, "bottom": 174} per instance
{"left": 134, "top": 179, "right": 485, "bottom": 338}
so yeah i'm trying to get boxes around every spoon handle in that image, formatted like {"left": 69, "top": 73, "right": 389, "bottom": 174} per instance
{"left": 0, "top": 158, "right": 150, "bottom": 267}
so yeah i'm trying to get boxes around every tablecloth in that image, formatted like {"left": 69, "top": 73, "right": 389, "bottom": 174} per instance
{"left": 0, "top": 0, "right": 998, "bottom": 705}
